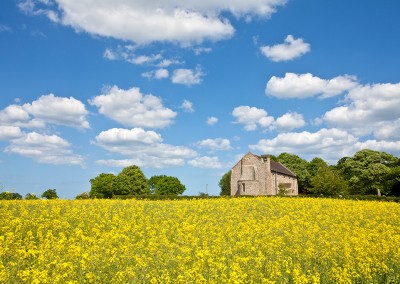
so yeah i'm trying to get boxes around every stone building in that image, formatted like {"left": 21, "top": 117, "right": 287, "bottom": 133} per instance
{"left": 231, "top": 152, "right": 298, "bottom": 196}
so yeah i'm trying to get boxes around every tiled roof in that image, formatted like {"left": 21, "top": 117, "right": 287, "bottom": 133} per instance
{"left": 270, "top": 160, "right": 297, "bottom": 177}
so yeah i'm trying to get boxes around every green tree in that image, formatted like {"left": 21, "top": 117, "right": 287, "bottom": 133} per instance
{"left": 307, "top": 157, "right": 328, "bottom": 177}
{"left": 384, "top": 166, "right": 400, "bottom": 196}
{"left": 41, "top": 189, "right": 58, "bottom": 199}
{"left": 148, "top": 175, "right": 186, "bottom": 195}
{"left": 337, "top": 149, "right": 398, "bottom": 196}
{"left": 277, "top": 152, "right": 310, "bottom": 193}
{"left": 309, "top": 167, "right": 349, "bottom": 195}
{"left": 112, "top": 165, "right": 150, "bottom": 196}
{"left": 25, "top": 193, "right": 39, "bottom": 200}
{"left": 0, "top": 191, "right": 22, "bottom": 200}
{"left": 89, "top": 173, "right": 115, "bottom": 198}
{"left": 218, "top": 170, "right": 231, "bottom": 196}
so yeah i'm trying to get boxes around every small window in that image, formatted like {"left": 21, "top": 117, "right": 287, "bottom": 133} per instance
{"left": 242, "top": 183, "right": 245, "bottom": 192}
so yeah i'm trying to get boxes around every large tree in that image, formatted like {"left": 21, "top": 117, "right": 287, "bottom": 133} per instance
{"left": 309, "top": 167, "right": 349, "bottom": 195}
{"left": 112, "top": 165, "right": 150, "bottom": 196}
{"left": 219, "top": 171, "right": 231, "bottom": 196}
{"left": 148, "top": 175, "right": 186, "bottom": 195}
{"left": 336, "top": 149, "right": 398, "bottom": 196}
{"left": 41, "top": 189, "right": 58, "bottom": 199}
{"left": 89, "top": 173, "right": 115, "bottom": 198}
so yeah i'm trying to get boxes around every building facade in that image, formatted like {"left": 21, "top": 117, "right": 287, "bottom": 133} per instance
{"left": 230, "top": 152, "right": 298, "bottom": 196}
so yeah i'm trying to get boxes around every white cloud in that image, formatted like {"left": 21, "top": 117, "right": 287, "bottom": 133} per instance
{"left": 250, "top": 128, "right": 359, "bottom": 162}
{"left": 155, "top": 69, "right": 169, "bottom": 79}
{"left": 172, "top": 67, "right": 204, "bottom": 86}
{"left": 232, "top": 106, "right": 274, "bottom": 131}
{"left": 103, "top": 48, "right": 118, "bottom": 60}
{"left": 188, "top": 156, "right": 226, "bottom": 169}
{"left": 274, "top": 112, "right": 305, "bottom": 131}
{"left": 23, "top": 94, "right": 90, "bottom": 129}
{"left": 0, "top": 94, "right": 89, "bottom": 130}
{"left": 142, "top": 68, "right": 169, "bottom": 80}
{"left": 0, "top": 126, "right": 23, "bottom": 141}
{"left": 181, "top": 100, "right": 194, "bottom": 113}
{"left": 19, "top": 0, "right": 287, "bottom": 46}
{"left": 260, "top": 35, "right": 310, "bottom": 62}
{"left": 95, "top": 127, "right": 197, "bottom": 168}
{"left": 193, "top": 47, "right": 212, "bottom": 55}
{"left": 322, "top": 82, "right": 400, "bottom": 139}
{"left": 250, "top": 128, "right": 400, "bottom": 163}
{"left": 196, "top": 138, "right": 232, "bottom": 151}
{"left": 5, "top": 132, "right": 84, "bottom": 166}
{"left": 266, "top": 73, "right": 358, "bottom": 99}
{"left": 207, "top": 117, "right": 218, "bottom": 125}
{"left": 129, "top": 54, "right": 162, "bottom": 65}
{"left": 89, "top": 85, "right": 177, "bottom": 129}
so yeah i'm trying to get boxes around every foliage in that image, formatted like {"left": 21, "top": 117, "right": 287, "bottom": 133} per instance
{"left": 337, "top": 149, "right": 398, "bottom": 196}
{"left": 89, "top": 173, "right": 115, "bottom": 198}
{"left": 277, "top": 152, "right": 310, "bottom": 193}
{"left": 25, "top": 193, "right": 39, "bottom": 200}
{"left": 218, "top": 170, "right": 231, "bottom": 196}
{"left": 41, "top": 189, "right": 58, "bottom": 199}
{"left": 1, "top": 198, "right": 399, "bottom": 283}
{"left": 309, "top": 167, "right": 349, "bottom": 195}
{"left": 385, "top": 166, "right": 400, "bottom": 196}
{"left": 75, "top": 192, "right": 90, "bottom": 199}
{"left": 0, "top": 191, "right": 22, "bottom": 200}
{"left": 198, "top": 192, "right": 209, "bottom": 197}
{"left": 148, "top": 175, "right": 186, "bottom": 195}
{"left": 112, "top": 165, "right": 150, "bottom": 196}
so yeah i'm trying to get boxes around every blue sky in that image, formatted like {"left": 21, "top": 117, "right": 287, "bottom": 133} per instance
{"left": 1, "top": 0, "right": 400, "bottom": 198}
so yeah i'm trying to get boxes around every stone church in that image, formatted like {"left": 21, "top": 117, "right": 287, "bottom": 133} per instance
{"left": 231, "top": 152, "right": 298, "bottom": 196}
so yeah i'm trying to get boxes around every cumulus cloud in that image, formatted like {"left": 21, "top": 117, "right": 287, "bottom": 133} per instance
{"left": 196, "top": 138, "right": 232, "bottom": 151}
{"left": 249, "top": 128, "right": 400, "bottom": 163}
{"left": 19, "top": 0, "right": 287, "bottom": 45}
{"left": 23, "top": 94, "right": 90, "bottom": 129}
{"left": 260, "top": 35, "right": 310, "bottom": 62}
{"left": 188, "top": 156, "right": 226, "bottom": 169}
{"left": 95, "top": 127, "right": 197, "bottom": 168}
{"left": 0, "top": 94, "right": 89, "bottom": 129}
{"left": 274, "top": 112, "right": 305, "bottom": 131}
{"left": 266, "top": 73, "right": 358, "bottom": 99}
{"left": 207, "top": 117, "right": 219, "bottom": 125}
{"left": 322, "top": 82, "right": 400, "bottom": 139}
{"left": 172, "top": 66, "right": 204, "bottom": 86}
{"left": 0, "top": 126, "right": 23, "bottom": 141}
{"left": 180, "top": 100, "right": 194, "bottom": 113}
{"left": 232, "top": 106, "right": 274, "bottom": 131}
{"left": 89, "top": 85, "right": 176, "bottom": 129}
{"left": 5, "top": 132, "right": 84, "bottom": 165}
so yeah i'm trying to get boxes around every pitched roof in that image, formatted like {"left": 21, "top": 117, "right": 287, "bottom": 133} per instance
{"left": 270, "top": 160, "right": 297, "bottom": 177}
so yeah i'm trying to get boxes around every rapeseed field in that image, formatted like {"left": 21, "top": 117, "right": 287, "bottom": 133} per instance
{"left": 1, "top": 197, "right": 399, "bottom": 283}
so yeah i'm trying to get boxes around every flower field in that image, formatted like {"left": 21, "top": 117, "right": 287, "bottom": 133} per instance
{"left": 1, "top": 198, "right": 399, "bottom": 283}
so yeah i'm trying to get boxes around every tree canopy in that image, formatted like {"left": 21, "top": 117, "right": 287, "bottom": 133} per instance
{"left": 112, "top": 165, "right": 150, "bottom": 196}
{"left": 89, "top": 173, "right": 115, "bottom": 198}
{"left": 41, "top": 189, "right": 58, "bottom": 199}
{"left": 336, "top": 149, "right": 398, "bottom": 196}
{"left": 148, "top": 175, "right": 186, "bottom": 195}
{"left": 218, "top": 171, "right": 231, "bottom": 196}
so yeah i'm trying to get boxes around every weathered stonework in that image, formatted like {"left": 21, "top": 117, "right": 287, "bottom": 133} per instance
{"left": 230, "top": 152, "right": 298, "bottom": 196}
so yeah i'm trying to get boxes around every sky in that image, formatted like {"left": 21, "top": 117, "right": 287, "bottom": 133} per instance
{"left": 1, "top": 0, "right": 400, "bottom": 198}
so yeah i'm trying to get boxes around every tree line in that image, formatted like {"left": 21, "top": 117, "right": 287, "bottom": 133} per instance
{"left": 219, "top": 149, "right": 400, "bottom": 197}
{"left": 88, "top": 165, "right": 186, "bottom": 199}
